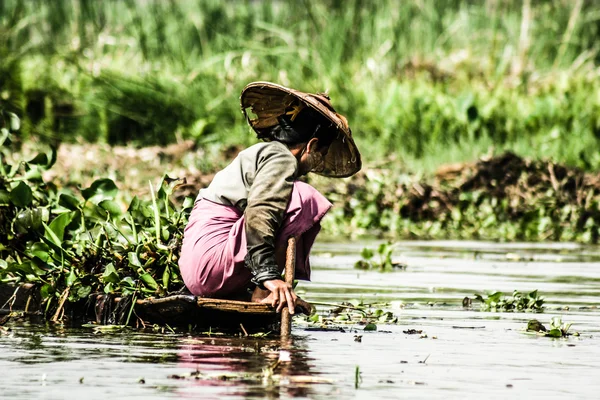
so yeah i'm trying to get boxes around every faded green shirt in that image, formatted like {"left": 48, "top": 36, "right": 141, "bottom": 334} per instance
{"left": 198, "top": 141, "right": 298, "bottom": 285}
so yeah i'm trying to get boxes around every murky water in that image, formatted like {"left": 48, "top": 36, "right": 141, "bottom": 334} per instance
{"left": 1, "top": 240, "right": 599, "bottom": 399}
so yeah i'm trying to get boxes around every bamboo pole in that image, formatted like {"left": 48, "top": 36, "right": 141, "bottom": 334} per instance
{"left": 280, "top": 237, "right": 296, "bottom": 339}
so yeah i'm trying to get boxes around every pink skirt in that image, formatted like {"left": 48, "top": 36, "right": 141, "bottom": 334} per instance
{"left": 178, "top": 181, "right": 332, "bottom": 298}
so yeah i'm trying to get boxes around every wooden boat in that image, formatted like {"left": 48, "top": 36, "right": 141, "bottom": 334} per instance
{"left": 0, "top": 238, "right": 297, "bottom": 335}
{"left": 0, "top": 283, "right": 279, "bottom": 332}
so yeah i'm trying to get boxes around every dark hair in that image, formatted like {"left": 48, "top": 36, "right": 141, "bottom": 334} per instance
{"left": 269, "top": 107, "right": 336, "bottom": 150}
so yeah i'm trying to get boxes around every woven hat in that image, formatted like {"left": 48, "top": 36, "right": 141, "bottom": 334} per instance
{"left": 240, "top": 81, "right": 361, "bottom": 178}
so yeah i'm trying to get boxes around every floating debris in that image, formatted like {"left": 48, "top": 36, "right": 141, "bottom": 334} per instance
{"left": 524, "top": 317, "right": 580, "bottom": 338}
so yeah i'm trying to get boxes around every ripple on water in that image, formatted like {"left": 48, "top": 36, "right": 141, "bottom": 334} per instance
{"left": 0, "top": 240, "right": 599, "bottom": 399}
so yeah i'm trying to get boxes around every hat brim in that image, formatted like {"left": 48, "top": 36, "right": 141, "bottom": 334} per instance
{"left": 241, "top": 81, "right": 361, "bottom": 178}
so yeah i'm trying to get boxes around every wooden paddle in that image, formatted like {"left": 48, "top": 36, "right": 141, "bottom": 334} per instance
{"left": 280, "top": 236, "right": 296, "bottom": 339}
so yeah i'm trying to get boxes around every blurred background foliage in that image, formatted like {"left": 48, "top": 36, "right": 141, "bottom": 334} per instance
{"left": 1, "top": 0, "right": 600, "bottom": 171}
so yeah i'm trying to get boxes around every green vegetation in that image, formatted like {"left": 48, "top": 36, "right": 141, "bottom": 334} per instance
{"left": 354, "top": 243, "right": 406, "bottom": 271}
{"left": 1, "top": 0, "right": 600, "bottom": 172}
{"left": 322, "top": 153, "right": 600, "bottom": 242}
{"left": 0, "top": 115, "right": 191, "bottom": 317}
{"left": 304, "top": 299, "right": 398, "bottom": 330}
{"left": 3, "top": 1, "right": 600, "bottom": 323}
{"left": 526, "top": 317, "right": 579, "bottom": 338}
{"left": 472, "top": 290, "right": 545, "bottom": 312}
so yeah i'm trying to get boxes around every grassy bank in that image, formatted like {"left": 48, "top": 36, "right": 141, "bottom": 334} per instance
{"left": 1, "top": 0, "right": 600, "bottom": 172}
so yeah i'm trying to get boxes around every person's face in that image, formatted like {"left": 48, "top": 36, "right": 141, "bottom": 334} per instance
{"left": 297, "top": 138, "right": 328, "bottom": 176}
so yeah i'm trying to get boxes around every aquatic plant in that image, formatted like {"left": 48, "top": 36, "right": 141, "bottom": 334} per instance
{"left": 526, "top": 317, "right": 579, "bottom": 338}
{"left": 472, "top": 290, "right": 545, "bottom": 312}
{"left": 303, "top": 299, "right": 398, "bottom": 331}
{"left": 354, "top": 242, "right": 406, "bottom": 271}
{"left": 0, "top": 118, "right": 192, "bottom": 319}
{"left": 322, "top": 151, "right": 600, "bottom": 243}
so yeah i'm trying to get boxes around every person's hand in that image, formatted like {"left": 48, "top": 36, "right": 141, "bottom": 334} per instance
{"left": 261, "top": 279, "right": 297, "bottom": 314}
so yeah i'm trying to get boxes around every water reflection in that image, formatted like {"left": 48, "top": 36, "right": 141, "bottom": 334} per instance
{"left": 176, "top": 335, "right": 318, "bottom": 398}
{"left": 1, "top": 240, "right": 600, "bottom": 398}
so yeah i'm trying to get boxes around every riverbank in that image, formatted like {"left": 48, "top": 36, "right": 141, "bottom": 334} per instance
{"left": 9, "top": 141, "right": 600, "bottom": 244}
{"left": 3, "top": 1, "right": 600, "bottom": 171}
{"left": 3, "top": 140, "right": 600, "bottom": 319}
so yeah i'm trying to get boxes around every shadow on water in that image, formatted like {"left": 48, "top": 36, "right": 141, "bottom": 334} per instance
{"left": 1, "top": 240, "right": 599, "bottom": 399}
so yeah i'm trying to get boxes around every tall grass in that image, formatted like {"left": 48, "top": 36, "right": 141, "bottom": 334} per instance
{"left": 2, "top": 0, "right": 600, "bottom": 170}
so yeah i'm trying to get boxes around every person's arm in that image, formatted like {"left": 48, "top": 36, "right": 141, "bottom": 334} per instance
{"left": 244, "top": 145, "right": 297, "bottom": 288}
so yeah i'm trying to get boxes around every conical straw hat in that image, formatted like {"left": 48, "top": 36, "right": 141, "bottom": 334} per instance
{"left": 241, "top": 81, "right": 361, "bottom": 178}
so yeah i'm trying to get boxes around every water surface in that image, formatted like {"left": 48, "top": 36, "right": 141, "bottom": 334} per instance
{"left": 1, "top": 240, "right": 598, "bottom": 399}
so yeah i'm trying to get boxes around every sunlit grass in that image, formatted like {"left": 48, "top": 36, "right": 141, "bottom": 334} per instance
{"left": 1, "top": 0, "right": 600, "bottom": 170}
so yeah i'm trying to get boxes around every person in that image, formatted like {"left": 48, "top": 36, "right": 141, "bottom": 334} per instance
{"left": 178, "top": 82, "right": 361, "bottom": 315}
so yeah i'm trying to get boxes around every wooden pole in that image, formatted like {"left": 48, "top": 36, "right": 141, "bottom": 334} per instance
{"left": 280, "top": 236, "right": 296, "bottom": 339}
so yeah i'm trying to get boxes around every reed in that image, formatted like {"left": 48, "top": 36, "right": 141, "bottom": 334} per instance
{"left": 2, "top": 0, "right": 600, "bottom": 170}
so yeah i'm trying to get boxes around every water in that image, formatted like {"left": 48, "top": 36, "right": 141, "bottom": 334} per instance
{"left": 1, "top": 240, "right": 599, "bottom": 399}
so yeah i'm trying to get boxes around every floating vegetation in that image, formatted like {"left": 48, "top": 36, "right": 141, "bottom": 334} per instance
{"left": 354, "top": 243, "right": 407, "bottom": 271}
{"left": 302, "top": 300, "right": 398, "bottom": 331}
{"left": 0, "top": 114, "right": 192, "bottom": 321}
{"left": 525, "top": 317, "right": 579, "bottom": 338}
{"left": 468, "top": 290, "right": 545, "bottom": 312}
{"left": 324, "top": 152, "right": 600, "bottom": 243}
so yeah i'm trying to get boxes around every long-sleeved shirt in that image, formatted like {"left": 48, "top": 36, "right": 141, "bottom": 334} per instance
{"left": 197, "top": 141, "right": 298, "bottom": 285}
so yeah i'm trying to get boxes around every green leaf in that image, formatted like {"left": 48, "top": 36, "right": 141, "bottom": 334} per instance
{"left": 360, "top": 247, "right": 374, "bottom": 260}
{"left": 26, "top": 147, "right": 56, "bottom": 169}
{"left": 101, "top": 263, "right": 120, "bottom": 284}
{"left": 28, "top": 152, "right": 49, "bottom": 166}
{"left": 39, "top": 235, "right": 74, "bottom": 262}
{"left": 10, "top": 181, "right": 33, "bottom": 207}
{"left": 22, "top": 167, "right": 43, "bottom": 182}
{"left": 8, "top": 112, "right": 20, "bottom": 131}
{"left": 29, "top": 242, "right": 50, "bottom": 262}
{"left": 162, "top": 265, "right": 170, "bottom": 289}
{"left": 182, "top": 197, "right": 194, "bottom": 210}
{"left": 42, "top": 221, "right": 62, "bottom": 247}
{"left": 120, "top": 276, "right": 136, "bottom": 288}
{"left": 0, "top": 127, "right": 8, "bottom": 145}
{"left": 99, "top": 200, "right": 122, "bottom": 216}
{"left": 354, "top": 260, "right": 371, "bottom": 270}
{"left": 128, "top": 252, "right": 142, "bottom": 268}
{"left": 139, "top": 273, "right": 158, "bottom": 290}
{"left": 82, "top": 179, "right": 118, "bottom": 203}
{"left": 76, "top": 285, "right": 92, "bottom": 300}
{"left": 83, "top": 202, "right": 108, "bottom": 222}
{"left": 13, "top": 207, "right": 49, "bottom": 234}
{"left": 550, "top": 316, "right": 562, "bottom": 329}
{"left": 546, "top": 328, "right": 563, "bottom": 338}
{"left": 364, "top": 323, "right": 377, "bottom": 331}
{"left": 48, "top": 212, "right": 75, "bottom": 242}
{"left": 0, "top": 190, "right": 10, "bottom": 205}
{"left": 104, "top": 282, "right": 114, "bottom": 294}
{"left": 66, "top": 269, "right": 77, "bottom": 287}
{"left": 59, "top": 193, "right": 81, "bottom": 210}
{"left": 40, "top": 283, "right": 55, "bottom": 299}
{"left": 127, "top": 196, "right": 140, "bottom": 212}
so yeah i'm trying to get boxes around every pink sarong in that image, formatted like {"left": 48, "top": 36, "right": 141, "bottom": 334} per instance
{"left": 179, "top": 181, "right": 332, "bottom": 298}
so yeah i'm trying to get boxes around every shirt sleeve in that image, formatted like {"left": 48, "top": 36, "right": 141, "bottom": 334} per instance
{"left": 244, "top": 145, "right": 298, "bottom": 287}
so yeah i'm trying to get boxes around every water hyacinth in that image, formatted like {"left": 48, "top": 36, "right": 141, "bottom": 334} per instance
{"left": 1, "top": 118, "right": 192, "bottom": 319}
